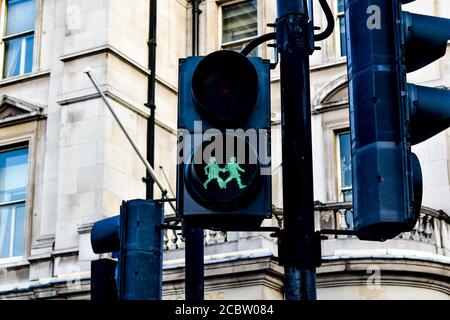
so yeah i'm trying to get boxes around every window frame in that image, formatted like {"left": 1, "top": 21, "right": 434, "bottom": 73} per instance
{"left": 0, "top": 200, "right": 26, "bottom": 259}
{"left": 0, "top": 135, "right": 34, "bottom": 264}
{"left": 0, "top": 143, "right": 29, "bottom": 260}
{"left": 335, "top": 129, "right": 352, "bottom": 202}
{"left": 0, "top": 0, "right": 39, "bottom": 79}
{"left": 218, "top": 0, "right": 261, "bottom": 55}
{"left": 334, "top": 0, "right": 347, "bottom": 59}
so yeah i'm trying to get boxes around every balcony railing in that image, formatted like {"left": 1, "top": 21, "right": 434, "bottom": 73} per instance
{"left": 163, "top": 203, "right": 450, "bottom": 257}
{"left": 311, "top": 202, "right": 450, "bottom": 256}
{"left": 162, "top": 217, "right": 228, "bottom": 251}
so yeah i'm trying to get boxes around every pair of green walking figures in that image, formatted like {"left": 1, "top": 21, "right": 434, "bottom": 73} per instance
{"left": 203, "top": 156, "right": 246, "bottom": 190}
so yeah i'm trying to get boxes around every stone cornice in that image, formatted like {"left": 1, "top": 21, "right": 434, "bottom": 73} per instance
{"left": 57, "top": 86, "right": 179, "bottom": 135}
{"left": 318, "top": 257, "right": 450, "bottom": 295}
{"left": 60, "top": 45, "right": 149, "bottom": 76}
{"left": 60, "top": 45, "right": 178, "bottom": 95}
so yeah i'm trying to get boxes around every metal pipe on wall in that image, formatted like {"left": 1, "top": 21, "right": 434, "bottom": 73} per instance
{"left": 192, "top": 0, "right": 201, "bottom": 56}
{"left": 146, "top": 0, "right": 157, "bottom": 200}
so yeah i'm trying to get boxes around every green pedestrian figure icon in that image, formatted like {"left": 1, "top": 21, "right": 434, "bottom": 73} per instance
{"left": 224, "top": 156, "right": 246, "bottom": 189}
{"left": 203, "top": 157, "right": 226, "bottom": 189}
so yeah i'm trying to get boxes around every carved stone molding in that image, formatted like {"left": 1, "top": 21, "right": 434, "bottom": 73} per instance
{"left": 0, "top": 95, "right": 44, "bottom": 127}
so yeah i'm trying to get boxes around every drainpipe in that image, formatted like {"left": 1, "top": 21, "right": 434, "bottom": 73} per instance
{"left": 146, "top": 0, "right": 157, "bottom": 200}
{"left": 192, "top": 0, "right": 201, "bottom": 56}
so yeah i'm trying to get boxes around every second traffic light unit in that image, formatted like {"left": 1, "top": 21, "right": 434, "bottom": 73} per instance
{"left": 346, "top": 0, "right": 450, "bottom": 241}
{"left": 90, "top": 199, "right": 163, "bottom": 300}
{"left": 177, "top": 50, "right": 272, "bottom": 229}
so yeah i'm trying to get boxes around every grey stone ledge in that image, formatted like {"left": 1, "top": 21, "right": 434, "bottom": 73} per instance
{"left": 52, "top": 248, "right": 79, "bottom": 257}
{"left": 0, "top": 112, "right": 45, "bottom": 128}
{"left": 27, "top": 253, "right": 52, "bottom": 262}
{"left": 0, "top": 70, "right": 50, "bottom": 88}
{"left": 60, "top": 45, "right": 149, "bottom": 76}
{"left": 0, "top": 258, "right": 30, "bottom": 270}
{"left": 77, "top": 222, "right": 94, "bottom": 235}
{"left": 57, "top": 85, "right": 150, "bottom": 119}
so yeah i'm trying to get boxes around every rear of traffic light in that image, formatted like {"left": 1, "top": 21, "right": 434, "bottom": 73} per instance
{"left": 91, "top": 258, "right": 118, "bottom": 301}
{"left": 90, "top": 214, "right": 119, "bottom": 300}
{"left": 177, "top": 50, "right": 272, "bottom": 229}
{"left": 345, "top": 0, "right": 450, "bottom": 241}
{"left": 90, "top": 199, "right": 163, "bottom": 300}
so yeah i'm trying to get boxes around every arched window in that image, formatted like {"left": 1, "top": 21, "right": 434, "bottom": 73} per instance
{"left": 336, "top": 0, "right": 347, "bottom": 57}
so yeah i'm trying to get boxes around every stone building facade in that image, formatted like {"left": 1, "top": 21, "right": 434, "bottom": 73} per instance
{"left": 0, "top": 0, "right": 448, "bottom": 300}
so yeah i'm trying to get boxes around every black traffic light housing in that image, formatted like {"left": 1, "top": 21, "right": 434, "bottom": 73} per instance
{"left": 91, "top": 259, "right": 118, "bottom": 301}
{"left": 345, "top": 0, "right": 450, "bottom": 241}
{"left": 90, "top": 199, "right": 163, "bottom": 300}
{"left": 403, "top": 11, "right": 450, "bottom": 73}
{"left": 177, "top": 50, "right": 272, "bottom": 229}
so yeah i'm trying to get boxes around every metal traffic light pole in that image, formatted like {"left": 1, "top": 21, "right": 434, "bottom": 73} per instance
{"left": 276, "top": 0, "right": 317, "bottom": 300}
{"left": 184, "top": 0, "right": 205, "bottom": 302}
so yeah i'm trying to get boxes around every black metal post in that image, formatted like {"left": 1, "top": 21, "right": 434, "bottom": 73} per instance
{"left": 192, "top": 0, "right": 201, "bottom": 56}
{"left": 146, "top": 0, "right": 157, "bottom": 200}
{"left": 184, "top": 221, "right": 204, "bottom": 301}
{"left": 184, "top": 0, "right": 204, "bottom": 302}
{"left": 276, "top": 0, "right": 317, "bottom": 300}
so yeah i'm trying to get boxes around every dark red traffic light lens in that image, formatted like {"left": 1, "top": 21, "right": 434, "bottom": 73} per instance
{"left": 191, "top": 50, "right": 259, "bottom": 126}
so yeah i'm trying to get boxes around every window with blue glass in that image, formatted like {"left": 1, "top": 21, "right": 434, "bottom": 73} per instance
{"left": 3, "top": 0, "right": 36, "bottom": 78}
{"left": 337, "top": 0, "right": 347, "bottom": 57}
{"left": 338, "top": 131, "right": 352, "bottom": 202}
{"left": 0, "top": 146, "right": 29, "bottom": 259}
{"left": 221, "top": 0, "right": 258, "bottom": 56}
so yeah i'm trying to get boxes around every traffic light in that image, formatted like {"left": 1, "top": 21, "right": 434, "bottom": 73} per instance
{"left": 90, "top": 214, "right": 119, "bottom": 300}
{"left": 177, "top": 50, "right": 272, "bottom": 229}
{"left": 345, "top": 0, "right": 450, "bottom": 241}
{"left": 90, "top": 199, "right": 163, "bottom": 300}
{"left": 91, "top": 258, "right": 118, "bottom": 301}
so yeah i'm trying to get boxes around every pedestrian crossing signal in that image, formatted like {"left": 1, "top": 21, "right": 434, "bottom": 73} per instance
{"left": 203, "top": 157, "right": 247, "bottom": 190}
{"left": 177, "top": 51, "right": 272, "bottom": 229}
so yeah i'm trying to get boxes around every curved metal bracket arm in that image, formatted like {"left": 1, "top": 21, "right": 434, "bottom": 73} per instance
{"left": 314, "top": 0, "right": 335, "bottom": 41}
{"left": 240, "top": 32, "right": 277, "bottom": 56}
{"left": 320, "top": 229, "right": 357, "bottom": 236}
